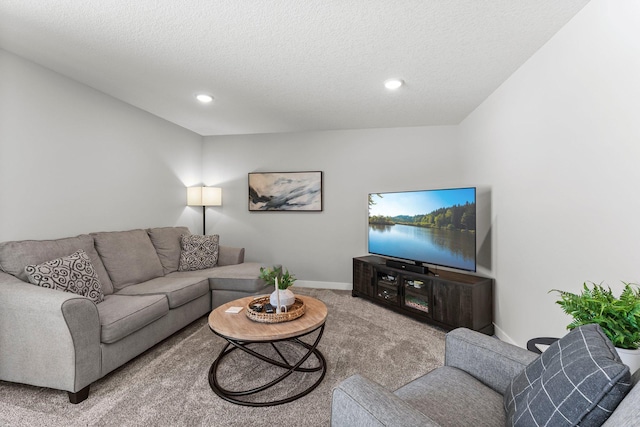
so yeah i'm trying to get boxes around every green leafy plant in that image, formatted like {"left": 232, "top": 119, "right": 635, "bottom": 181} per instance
{"left": 550, "top": 282, "right": 640, "bottom": 349}
{"left": 259, "top": 265, "right": 296, "bottom": 290}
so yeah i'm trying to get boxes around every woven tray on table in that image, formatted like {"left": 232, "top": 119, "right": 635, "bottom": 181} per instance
{"left": 245, "top": 296, "right": 306, "bottom": 323}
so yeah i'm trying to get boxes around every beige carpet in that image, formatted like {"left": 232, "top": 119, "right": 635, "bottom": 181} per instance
{"left": 0, "top": 288, "right": 446, "bottom": 426}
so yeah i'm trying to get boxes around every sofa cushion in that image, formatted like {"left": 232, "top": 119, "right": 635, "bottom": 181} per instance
{"left": 207, "top": 263, "right": 269, "bottom": 292}
{"left": 97, "top": 294, "right": 169, "bottom": 344}
{"left": 0, "top": 234, "right": 114, "bottom": 295}
{"left": 116, "top": 276, "right": 209, "bottom": 309}
{"left": 218, "top": 245, "right": 245, "bottom": 267}
{"left": 25, "top": 249, "right": 104, "bottom": 304}
{"left": 395, "top": 366, "right": 506, "bottom": 426}
{"left": 91, "top": 229, "right": 164, "bottom": 291}
{"left": 178, "top": 234, "right": 219, "bottom": 271}
{"left": 147, "top": 226, "right": 191, "bottom": 274}
{"left": 167, "top": 262, "right": 268, "bottom": 293}
{"left": 504, "top": 324, "right": 632, "bottom": 427}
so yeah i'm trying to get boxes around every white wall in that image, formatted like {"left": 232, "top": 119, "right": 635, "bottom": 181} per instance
{"left": 460, "top": 0, "right": 640, "bottom": 345}
{"left": 0, "top": 49, "right": 204, "bottom": 241}
{"left": 202, "top": 126, "right": 466, "bottom": 287}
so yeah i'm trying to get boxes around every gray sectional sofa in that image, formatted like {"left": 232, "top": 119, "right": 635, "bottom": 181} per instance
{"left": 0, "top": 226, "right": 271, "bottom": 403}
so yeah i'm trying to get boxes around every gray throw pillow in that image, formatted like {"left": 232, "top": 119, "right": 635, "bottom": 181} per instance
{"left": 178, "top": 234, "right": 219, "bottom": 271}
{"left": 25, "top": 249, "right": 104, "bottom": 304}
{"left": 504, "top": 324, "right": 631, "bottom": 427}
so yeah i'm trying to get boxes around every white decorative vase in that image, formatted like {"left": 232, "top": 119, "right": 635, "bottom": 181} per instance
{"left": 616, "top": 347, "right": 640, "bottom": 375}
{"left": 270, "top": 288, "right": 295, "bottom": 309}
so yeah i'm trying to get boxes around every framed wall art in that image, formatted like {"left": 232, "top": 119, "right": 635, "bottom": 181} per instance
{"left": 248, "top": 171, "right": 323, "bottom": 211}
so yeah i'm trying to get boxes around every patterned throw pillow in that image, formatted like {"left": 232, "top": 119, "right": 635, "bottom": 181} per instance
{"left": 504, "top": 324, "right": 631, "bottom": 427}
{"left": 178, "top": 234, "right": 219, "bottom": 271}
{"left": 24, "top": 249, "right": 104, "bottom": 304}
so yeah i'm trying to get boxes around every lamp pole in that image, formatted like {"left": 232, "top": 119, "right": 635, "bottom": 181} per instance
{"left": 202, "top": 205, "right": 206, "bottom": 235}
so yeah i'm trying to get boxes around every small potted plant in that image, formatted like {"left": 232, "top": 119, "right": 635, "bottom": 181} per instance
{"left": 260, "top": 265, "right": 297, "bottom": 310}
{"left": 550, "top": 282, "right": 640, "bottom": 372}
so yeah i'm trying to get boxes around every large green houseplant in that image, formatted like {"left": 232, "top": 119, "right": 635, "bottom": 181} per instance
{"left": 550, "top": 282, "right": 640, "bottom": 350}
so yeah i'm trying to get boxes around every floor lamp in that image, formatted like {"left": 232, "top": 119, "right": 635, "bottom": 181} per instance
{"left": 187, "top": 186, "right": 222, "bottom": 234}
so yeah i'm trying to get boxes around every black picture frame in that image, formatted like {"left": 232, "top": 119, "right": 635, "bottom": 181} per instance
{"left": 248, "top": 171, "right": 323, "bottom": 211}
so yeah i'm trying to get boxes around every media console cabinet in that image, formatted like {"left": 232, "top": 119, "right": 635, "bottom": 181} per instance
{"left": 353, "top": 256, "right": 494, "bottom": 335}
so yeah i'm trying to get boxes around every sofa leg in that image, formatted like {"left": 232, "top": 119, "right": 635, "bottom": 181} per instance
{"left": 68, "top": 385, "right": 90, "bottom": 404}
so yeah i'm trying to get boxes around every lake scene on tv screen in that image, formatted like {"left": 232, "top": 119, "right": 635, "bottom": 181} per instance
{"left": 368, "top": 188, "right": 476, "bottom": 271}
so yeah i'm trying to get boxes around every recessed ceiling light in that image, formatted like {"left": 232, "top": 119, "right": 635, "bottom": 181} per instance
{"left": 196, "top": 94, "right": 214, "bottom": 103}
{"left": 384, "top": 79, "right": 404, "bottom": 90}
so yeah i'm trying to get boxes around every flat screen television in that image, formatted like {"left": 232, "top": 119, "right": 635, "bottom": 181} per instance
{"left": 368, "top": 187, "right": 476, "bottom": 273}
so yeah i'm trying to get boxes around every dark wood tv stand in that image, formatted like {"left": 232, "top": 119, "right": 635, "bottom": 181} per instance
{"left": 353, "top": 256, "right": 494, "bottom": 335}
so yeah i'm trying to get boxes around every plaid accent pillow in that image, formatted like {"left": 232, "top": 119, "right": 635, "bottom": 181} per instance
{"left": 178, "top": 234, "right": 219, "bottom": 271}
{"left": 25, "top": 249, "right": 104, "bottom": 304}
{"left": 504, "top": 324, "right": 631, "bottom": 426}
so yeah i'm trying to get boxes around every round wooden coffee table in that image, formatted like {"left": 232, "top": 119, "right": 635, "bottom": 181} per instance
{"left": 208, "top": 294, "right": 328, "bottom": 406}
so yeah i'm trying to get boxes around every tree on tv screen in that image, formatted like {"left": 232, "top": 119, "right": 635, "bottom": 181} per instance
{"left": 370, "top": 202, "right": 476, "bottom": 232}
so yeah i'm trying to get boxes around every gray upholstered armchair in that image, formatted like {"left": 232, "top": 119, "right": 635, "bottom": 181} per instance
{"left": 331, "top": 326, "right": 640, "bottom": 426}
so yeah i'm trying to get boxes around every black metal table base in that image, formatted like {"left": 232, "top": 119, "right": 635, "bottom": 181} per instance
{"left": 208, "top": 324, "right": 326, "bottom": 406}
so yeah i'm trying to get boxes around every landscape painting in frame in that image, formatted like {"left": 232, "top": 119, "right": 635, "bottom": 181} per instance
{"left": 248, "top": 171, "right": 323, "bottom": 211}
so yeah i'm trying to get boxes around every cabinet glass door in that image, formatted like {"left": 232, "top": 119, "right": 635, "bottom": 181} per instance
{"left": 375, "top": 270, "right": 399, "bottom": 305}
{"left": 403, "top": 277, "right": 432, "bottom": 317}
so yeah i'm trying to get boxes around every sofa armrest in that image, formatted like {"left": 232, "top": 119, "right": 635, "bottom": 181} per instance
{"left": 0, "top": 272, "right": 101, "bottom": 393}
{"left": 445, "top": 328, "right": 538, "bottom": 394}
{"left": 217, "top": 246, "right": 245, "bottom": 266}
{"left": 331, "top": 374, "right": 441, "bottom": 427}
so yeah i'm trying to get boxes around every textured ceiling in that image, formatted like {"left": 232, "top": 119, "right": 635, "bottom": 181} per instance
{"left": 0, "top": 1, "right": 590, "bottom": 136}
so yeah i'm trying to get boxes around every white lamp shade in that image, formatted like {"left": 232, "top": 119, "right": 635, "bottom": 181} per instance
{"left": 187, "top": 187, "right": 203, "bottom": 206}
{"left": 202, "top": 187, "right": 222, "bottom": 206}
{"left": 187, "top": 186, "right": 222, "bottom": 206}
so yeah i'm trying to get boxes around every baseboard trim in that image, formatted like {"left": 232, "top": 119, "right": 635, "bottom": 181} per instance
{"left": 293, "top": 280, "right": 352, "bottom": 291}
{"left": 493, "top": 323, "right": 517, "bottom": 345}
